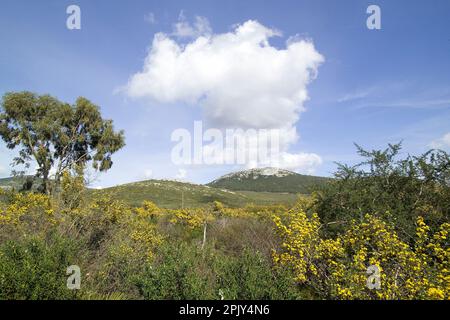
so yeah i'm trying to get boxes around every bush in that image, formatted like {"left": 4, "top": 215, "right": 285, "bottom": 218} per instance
{"left": 0, "top": 234, "right": 81, "bottom": 300}
{"left": 313, "top": 143, "right": 450, "bottom": 239}
{"left": 135, "top": 242, "right": 217, "bottom": 299}
{"left": 135, "top": 241, "right": 304, "bottom": 300}
{"left": 214, "top": 248, "right": 306, "bottom": 300}
{"left": 273, "top": 209, "right": 450, "bottom": 299}
{"left": 210, "top": 217, "right": 277, "bottom": 259}
{"left": 0, "top": 147, "right": 448, "bottom": 301}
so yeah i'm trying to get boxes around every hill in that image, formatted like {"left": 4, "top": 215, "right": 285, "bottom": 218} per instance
{"left": 207, "top": 167, "right": 330, "bottom": 193}
{"left": 92, "top": 179, "right": 299, "bottom": 209}
{"left": 0, "top": 176, "right": 41, "bottom": 190}
{"left": 1, "top": 167, "right": 329, "bottom": 208}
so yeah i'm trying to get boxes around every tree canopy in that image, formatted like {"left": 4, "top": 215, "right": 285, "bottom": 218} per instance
{"left": 0, "top": 91, "right": 125, "bottom": 194}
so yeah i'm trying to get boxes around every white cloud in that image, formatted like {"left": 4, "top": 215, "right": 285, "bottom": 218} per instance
{"left": 144, "top": 12, "right": 157, "bottom": 25}
{"left": 126, "top": 18, "right": 323, "bottom": 129}
{"left": 144, "top": 169, "right": 153, "bottom": 179}
{"left": 172, "top": 11, "right": 211, "bottom": 38}
{"left": 269, "top": 152, "right": 322, "bottom": 174}
{"left": 430, "top": 132, "right": 450, "bottom": 149}
{"left": 0, "top": 164, "right": 5, "bottom": 175}
{"left": 126, "top": 18, "right": 324, "bottom": 172}
{"left": 358, "top": 99, "right": 450, "bottom": 109}
{"left": 337, "top": 88, "right": 374, "bottom": 103}
{"left": 201, "top": 127, "right": 322, "bottom": 173}
{"left": 175, "top": 168, "right": 187, "bottom": 180}
{"left": 245, "top": 150, "right": 322, "bottom": 174}
{"left": 338, "top": 83, "right": 450, "bottom": 110}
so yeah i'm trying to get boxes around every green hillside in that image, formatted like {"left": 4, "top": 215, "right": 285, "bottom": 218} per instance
{"left": 91, "top": 179, "right": 299, "bottom": 208}
{"left": 1, "top": 168, "right": 328, "bottom": 208}
{"left": 207, "top": 167, "right": 330, "bottom": 194}
{"left": 0, "top": 176, "right": 41, "bottom": 190}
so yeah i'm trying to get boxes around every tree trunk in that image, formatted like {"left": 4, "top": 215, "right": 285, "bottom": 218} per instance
{"left": 54, "top": 172, "right": 61, "bottom": 196}
{"left": 42, "top": 168, "right": 51, "bottom": 195}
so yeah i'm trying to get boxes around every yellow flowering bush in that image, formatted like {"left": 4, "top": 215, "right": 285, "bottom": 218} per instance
{"left": 85, "top": 196, "right": 164, "bottom": 295}
{"left": 414, "top": 217, "right": 449, "bottom": 299}
{"left": 169, "top": 208, "right": 214, "bottom": 229}
{"left": 0, "top": 190, "right": 56, "bottom": 230}
{"left": 89, "top": 195, "right": 131, "bottom": 224}
{"left": 273, "top": 210, "right": 450, "bottom": 300}
{"left": 212, "top": 201, "right": 286, "bottom": 220}
{"left": 134, "top": 200, "right": 161, "bottom": 220}
{"left": 128, "top": 218, "right": 163, "bottom": 262}
{"left": 87, "top": 196, "right": 163, "bottom": 262}
{"left": 272, "top": 211, "right": 322, "bottom": 283}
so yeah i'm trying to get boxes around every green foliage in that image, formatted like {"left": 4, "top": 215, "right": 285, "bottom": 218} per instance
{"left": 0, "top": 144, "right": 448, "bottom": 300}
{"left": 0, "top": 91, "right": 125, "bottom": 194}
{"left": 313, "top": 143, "right": 450, "bottom": 238}
{"left": 0, "top": 234, "right": 80, "bottom": 300}
{"left": 210, "top": 217, "right": 277, "bottom": 259}
{"left": 213, "top": 248, "right": 305, "bottom": 300}
{"left": 135, "top": 242, "right": 304, "bottom": 300}
{"left": 135, "top": 242, "right": 217, "bottom": 299}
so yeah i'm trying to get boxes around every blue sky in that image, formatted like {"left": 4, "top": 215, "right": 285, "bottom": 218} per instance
{"left": 1, "top": 0, "right": 450, "bottom": 187}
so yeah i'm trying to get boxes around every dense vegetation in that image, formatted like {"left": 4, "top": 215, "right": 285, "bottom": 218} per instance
{"left": 0, "top": 92, "right": 449, "bottom": 300}
{"left": 314, "top": 143, "right": 450, "bottom": 240}
{"left": 0, "top": 144, "right": 448, "bottom": 300}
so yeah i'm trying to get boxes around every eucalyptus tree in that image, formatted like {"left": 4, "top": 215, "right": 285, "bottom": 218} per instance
{"left": 0, "top": 91, "right": 125, "bottom": 194}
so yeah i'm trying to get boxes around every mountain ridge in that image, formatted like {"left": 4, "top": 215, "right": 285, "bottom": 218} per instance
{"left": 207, "top": 167, "right": 330, "bottom": 194}
{"left": 209, "top": 167, "right": 296, "bottom": 183}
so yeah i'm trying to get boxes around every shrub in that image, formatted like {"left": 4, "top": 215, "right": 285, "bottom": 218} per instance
{"left": 273, "top": 209, "right": 450, "bottom": 300}
{"left": 0, "top": 234, "right": 81, "bottom": 300}
{"left": 135, "top": 241, "right": 304, "bottom": 300}
{"left": 214, "top": 248, "right": 305, "bottom": 300}
{"left": 135, "top": 241, "right": 217, "bottom": 299}
{"left": 313, "top": 143, "right": 450, "bottom": 239}
{"left": 210, "top": 217, "right": 277, "bottom": 259}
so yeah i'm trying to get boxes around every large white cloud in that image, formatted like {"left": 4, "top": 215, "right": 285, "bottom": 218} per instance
{"left": 126, "top": 17, "right": 324, "bottom": 173}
